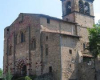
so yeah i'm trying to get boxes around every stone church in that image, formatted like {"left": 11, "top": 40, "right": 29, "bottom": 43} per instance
{"left": 3, "top": 0, "right": 99, "bottom": 80}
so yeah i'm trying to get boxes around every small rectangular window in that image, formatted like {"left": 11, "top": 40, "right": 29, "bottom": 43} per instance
{"left": 46, "top": 48, "right": 48, "bottom": 56}
{"left": 21, "top": 32, "right": 25, "bottom": 43}
{"left": 83, "top": 43, "right": 85, "bottom": 50}
{"left": 47, "top": 18, "right": 50, "bottom": 24}
{"left": 7, "top": 28, "right": 9, "bottom": 31}
{"left": 49, "top": 66, "right": 52, "bottom": 73}
{"left": 45, "top": 44, "right": 48, "bottom": 56}
{"left": 46, "top": 36, "right": 48, "bottom": 41}
{"left": 7, "top": 28, "right": 9, "bottom": 34}
{"left": 31, "top": 39, "right": 36, "bottom": 50}
{"left": 69, "top": 49, "right": 72, "bottom": 54}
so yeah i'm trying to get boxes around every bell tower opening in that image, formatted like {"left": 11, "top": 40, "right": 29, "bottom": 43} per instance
{"left": 60, "top": 0, "right": 94, "bottom": 27}
{"left": 79, "top": 0, "right": 84, "bottom": 13}
{"left": 66, "top": 1, "right": 71, "bottom": 15}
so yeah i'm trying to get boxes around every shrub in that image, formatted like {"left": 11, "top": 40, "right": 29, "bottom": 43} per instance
{"left": 15, "top": 77, "right": 25, "bottom": 80}
{"left": 14, "top": 75, "right": 37, "bottom": 80}
{"left": 25, "top": 76, "right": 32, "bottom": 80}
{"left": 4, "top": 69, "right": 13, "bottom": 80}
{"left": 30, "top": 75, "right": 37, "bottom": 80}
{"left": 0, "top": 68, "right": 3, "bottom": 78}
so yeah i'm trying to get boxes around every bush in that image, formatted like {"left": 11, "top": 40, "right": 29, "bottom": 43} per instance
{"left": 0, "top": 68, "right": 3, "bottom": 78}
{"left": 30, "top": 75, "right": 37, "bottom": 80}
{"left": 25, "top": 76, "right": 32, "bottom": 80}
{"left": 4, "top": 69, "right": 13, "bottom": 80}
{"left": 14, "top": 75, "right": 37, "bottom": 80}
{"left": 15, "top": 77, "right": 25, "bottom": 80}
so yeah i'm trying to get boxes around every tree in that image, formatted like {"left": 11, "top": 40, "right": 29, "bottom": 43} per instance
{"left": 4, "top": 69, "right": 13, "bottom": 80}
{"left": 96, "top": 20, "right": 100, "bottom": 27}
{"left": 88, "top": 20, "right": 100, "bottom": 80}
{"left": 88, "top": 21, "right": 100, "bottom": 58}
{"left": 0, "top": 68, "right": 3, "bottom": 78}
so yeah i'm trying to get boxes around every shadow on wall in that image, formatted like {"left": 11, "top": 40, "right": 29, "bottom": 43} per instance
{"left": 95, "top": 59, "right": 100, "bottom": 80}
{"left": 34, "top": 73, "right": 54, "bottom": 80}
{"left": 63, "top": 53, "right": 79, "bottom": 80}
{"left": 78, "top": 58, "right": 100, "bottom": 80}
{"left": 34, "top": 53, "right": 100, "bottom": 80}
{"left": 78, "top": 62, "right": 95, "bottom": 80}
{"left": 64, "top": 52, "right": 96, "bottom": 80}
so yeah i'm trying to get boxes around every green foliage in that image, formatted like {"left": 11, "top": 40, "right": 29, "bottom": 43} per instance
{"left": 4, "top": 69, "right": 13, "bottom": 80}
{"left": 0, "top": 68, "right": 3, "bottom": 78}
{"left": 30, "top": 75, "right": 37, "bottom": 80}
{"left": 96, "top": 19, "right": 100, "bottom": 27}
{"left": 14, "top": 75, "right": 37, "bottom": 80}
{"left": 88, "top": 20, "right": 100, "bottom": 58}
{"left": 25, "top": 76, "right": 32, "bottom": 80}
{"left": 15, "top": 77, "right": 25, "bottom": 80}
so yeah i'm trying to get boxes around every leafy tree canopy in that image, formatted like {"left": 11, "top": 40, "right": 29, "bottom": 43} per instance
{"left": 88, "top": 20, "right": 100, "bottom": 58}
{"left": 0, "top": 68, "right": 3, "bottom": 78}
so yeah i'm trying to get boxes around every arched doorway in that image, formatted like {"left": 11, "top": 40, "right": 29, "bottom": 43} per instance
{"left": 21, "top": 65, "right": 27, "bottom": 76}
{"left": 16, "top": 59, "right": 27, "bottom": 76}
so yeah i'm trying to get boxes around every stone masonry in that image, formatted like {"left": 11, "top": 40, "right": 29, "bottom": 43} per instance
{"left": 3, "top": 0, "right": 100, "bottom": 80}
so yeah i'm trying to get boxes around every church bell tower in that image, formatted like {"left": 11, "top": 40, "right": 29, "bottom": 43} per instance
{"left": 60, "top": 0, "right": 95, "bottom": 51}
{"left": 60, "top": 0, "right": 94, "bottom": 28}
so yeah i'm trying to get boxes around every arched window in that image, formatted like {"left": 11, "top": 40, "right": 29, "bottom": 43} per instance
{"left": 31, "top": 39, "right": 36, "bottom": 50}
{"left": 21, "top": 32, "right": 25, "bottom": 43}
{"left": 66, "top": 1, "right": 71, "bottom": 15}
{"left": 84, "top": 2, "right": 90, "bottom": 15}
{"left": 45, "top": 44, "right": 48, "bottom": 56}
{"left": 79, "top": 0, "right": 84, "bottom": 13}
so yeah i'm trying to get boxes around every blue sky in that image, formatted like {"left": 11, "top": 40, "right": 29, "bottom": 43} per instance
{"left": 0, "top": 0, "right": 100, "bottom": 69}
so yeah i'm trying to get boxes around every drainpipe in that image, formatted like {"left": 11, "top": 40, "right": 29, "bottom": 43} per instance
{"left": 59, "top": 21, "right": 62, "bottom": 80}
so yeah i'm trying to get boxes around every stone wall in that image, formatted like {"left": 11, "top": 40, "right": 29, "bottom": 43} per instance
{"left": 3, "top": 12, "right": 97, "bottom": 80}
{"left": 61, "top": 35, "right": 80, "bottom": 80}
{"left": 78, "top": 62, "right": 95, "bottom": 80}
{"left": 4, "top": 13, "right": 79, "bottom": 78}
{"left": 78, "top": 59, "right": 100, "bottom": 80}
{"left": 40, "top": 17, "right": 77, "bottom": 35}
{"left": 62, "top": 0, "right": 94, "bottom": 21}
{"left": 95, "top": 59, "right": 100, "bottom": 80}
{"left": 3, "top": 13, "right": 41, "bottom": 76}
{"left": 35, "top": 73, "right": 54, "bottom": 80}
{"left": 41, "top": 32, "right": 61, "bottom": 80}
{"left": 75, "top": 13, "right": 94, "bottom": 28}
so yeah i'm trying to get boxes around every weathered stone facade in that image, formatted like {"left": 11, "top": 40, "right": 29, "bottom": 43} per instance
{"left": 3, "top": 0, "right": 100, "bottom": 80}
